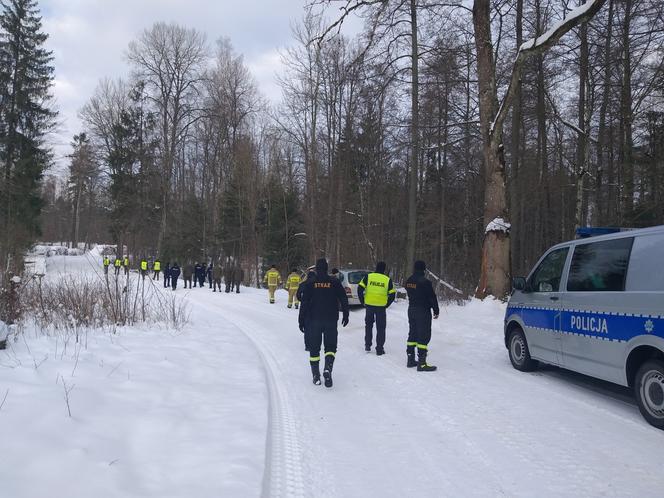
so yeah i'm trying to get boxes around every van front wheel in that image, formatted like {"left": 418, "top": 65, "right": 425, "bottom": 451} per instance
{"left": 635, "top": 360, "right": 664, "bottom": 430}
{"left": 508, "top": 328, "right": 537, "bottom": 372}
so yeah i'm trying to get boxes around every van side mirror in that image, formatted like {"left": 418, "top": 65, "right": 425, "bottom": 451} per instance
{"left": 512, "top": 277, "right": 528, "bottom": 292}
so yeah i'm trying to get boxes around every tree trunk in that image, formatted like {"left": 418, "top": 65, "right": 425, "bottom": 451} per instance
{"left": 473, "top": 0, "right": 511, "bottom": 299}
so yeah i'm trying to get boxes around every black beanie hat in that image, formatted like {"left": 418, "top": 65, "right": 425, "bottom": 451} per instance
{"left": 315, "top": 258, "right": 329, "bottom": 275}
{"left": 376, "top": 261, "right": 386, "bottom": 274}
{"left": 414, "top": 260, "right": 426, "bottom": 272}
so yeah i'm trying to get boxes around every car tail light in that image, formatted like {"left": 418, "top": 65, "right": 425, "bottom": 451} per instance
{"left": 345, "top": 287, "right": 352, "bottom": 296}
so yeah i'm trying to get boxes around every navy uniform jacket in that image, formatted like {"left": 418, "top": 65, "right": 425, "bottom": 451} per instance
{"left": 170, "top": 265, "right": 181, "bottom": 279}
{"left": 298, "top": 273, "right": 349, "bottom": 328}
{"left": 405, "top": 271, "right": 440, "bottom": 315}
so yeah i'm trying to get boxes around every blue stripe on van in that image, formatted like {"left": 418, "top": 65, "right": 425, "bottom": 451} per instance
{"left": 507, "top": 306, "right": 664, "bottom": 343}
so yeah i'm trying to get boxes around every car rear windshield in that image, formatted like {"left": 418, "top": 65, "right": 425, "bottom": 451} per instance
{"left": 347, "top": 271, "right": 368, "bottom": 284}
{"left": 567, "top": 237, "right": 634, "bottom": 292}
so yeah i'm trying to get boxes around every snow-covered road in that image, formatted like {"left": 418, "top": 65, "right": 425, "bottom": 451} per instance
{"left": 1, "top": 252, "right": 663, "bottom": 497}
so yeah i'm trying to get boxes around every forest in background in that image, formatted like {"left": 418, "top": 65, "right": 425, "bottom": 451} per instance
{"left": 2, "top": 0, "right": 663, "bottom": 296}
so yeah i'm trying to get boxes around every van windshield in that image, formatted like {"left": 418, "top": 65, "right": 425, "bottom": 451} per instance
{"left": 347, "top": 271, "right": 368, "bottom": 284}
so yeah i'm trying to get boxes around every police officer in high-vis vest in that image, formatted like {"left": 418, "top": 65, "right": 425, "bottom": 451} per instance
{"left": 123, "top": 256, "right": 130, "bottom": 275}
{"left": 103, "top": 256, "right": 110, "bottom": 275}
{"left": 286, "top": 268, "right": 301, "bottom": 309}
{"left": 263, "top": 264, "right": 282, "bottom": 304}
{"left": 140, "top": 259, "right": 148, "bottom": 279}
{"left": 358, "top": 261, "right": 396, "bottom": 355}
{"left": 153, "top": 259, "right": 161, "bottom": 281}
{"left": 114, "top": 256, "right": 122, "bottom": 275}
{"left": 405, "top": 260, "right": 439, "bottom": 372}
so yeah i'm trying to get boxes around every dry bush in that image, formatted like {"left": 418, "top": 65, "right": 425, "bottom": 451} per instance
{"left": 21, "top": 274, "right": 190, "bottom": 336}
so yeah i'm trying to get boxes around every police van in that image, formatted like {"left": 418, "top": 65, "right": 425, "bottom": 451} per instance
{"left": 504, "top": 225, "right": 664, "bottom": 429}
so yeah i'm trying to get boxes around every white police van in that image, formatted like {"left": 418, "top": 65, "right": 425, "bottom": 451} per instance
{"left": 505, "top": 225, "right": 664, "bottom": 429}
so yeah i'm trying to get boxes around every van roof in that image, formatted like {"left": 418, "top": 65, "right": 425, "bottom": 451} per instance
{"left": 550, "top": 224, "right": 664, "bottom": 251}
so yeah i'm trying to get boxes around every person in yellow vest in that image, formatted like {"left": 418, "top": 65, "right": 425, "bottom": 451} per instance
{"left": 358, "top": 261, "right": 396, "bottom": 356}
{"left": 123, "top": 256, "right": 130, "bottom": 275}
{"left": 286, "top": 268, "right": 302, "bottom": 309}
{"left": 263, "top": 264, "right": 282, "bottom": 304}
{"left": 153, "top": 259, "right": 161, "bottom": 281}
{"left": 113, "top": 256, "right": 122, "bottom": 275}
{"left": 103, "top": 256, "right": 110, "bottom": 275}
{"left": 140, "top": 259, "right": 148, "bottom": 279}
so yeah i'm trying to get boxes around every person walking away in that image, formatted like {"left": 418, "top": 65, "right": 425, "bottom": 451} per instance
{"left": 298, "top": 259, "right": 349, "bottom": 387}
{"left": 193, "top": 263, "right": 202, "bottom": 287}
{"left": 224, "top": 262, "right": 233, "bottom": 293}
{"left": 358, "top": 261, "right": 396, "bottom": 355}
{"left": 170, "top": 263, "right": 181, "bottom": 290}
{"left": 140, "top": 259, "right": 148, "bottom": 279}
{"left": 103, "top": 256, "right": 110, "bottom": 275}
{"left": 198, "top": 263, "right": 207, "bottom": 288}
{"left": 263, "top": 264, "right": 282, "bottom": 304}
{"left": 164, "top": 262, "right": 171, "bottom": 288}
{"left": 153, "top": 259, "right": 161, "bottom": 281}
{"left": 207, "top": 263, "right": 213, "bottom": 289}
{"left": 286, "top": 269, "right": 302, "bottom": 309}
{"left": 114, "top": 256, "right": 122, "bottom": 275}
{"left": 405, "top": 260, "right": 439, "bottom": 372}
{"left": 212, "top": 264, "right": 223, "bottom": 292}
{"left": 123, "top": 256, "right": 130, "bottom": 275}
{"left": 183, "top": 263, "right": 194, "bottom": 289}
{"left": 233, "top": 264, "right": 244, "bottom": 293}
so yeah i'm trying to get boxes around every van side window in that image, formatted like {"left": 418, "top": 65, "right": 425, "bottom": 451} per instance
{"left": 567, "top": 237, "right": 634, "bottom": 292}
{"left": 529, "top": 247, "right": 569, "bottom": 292}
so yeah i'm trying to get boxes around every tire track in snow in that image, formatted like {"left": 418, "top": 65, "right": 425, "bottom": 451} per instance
{"left": 190, "top": 297, "right": 306, "bottom": 498}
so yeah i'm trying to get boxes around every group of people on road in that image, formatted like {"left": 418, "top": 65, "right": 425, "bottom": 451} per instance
{"left": 281, "top": 257, "right": 439, "bottom": 388}
{"left": 103, "top": 256, "right": 245, "bottom": 293}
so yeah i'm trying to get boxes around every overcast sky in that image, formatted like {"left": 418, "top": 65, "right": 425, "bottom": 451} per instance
{"left": 41, "top": 0, "right": 351, "bottom": 172}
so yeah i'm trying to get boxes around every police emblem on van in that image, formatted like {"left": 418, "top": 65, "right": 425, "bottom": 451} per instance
{"left": 645, "top": 319, "right": 655, "bottom": 334}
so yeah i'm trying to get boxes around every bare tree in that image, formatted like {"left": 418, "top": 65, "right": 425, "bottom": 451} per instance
{"left": 472, "top": 0, "right": 607, "bottom": 298}
{"left": 127, "top": 23, "right": 208, "bottom": 253}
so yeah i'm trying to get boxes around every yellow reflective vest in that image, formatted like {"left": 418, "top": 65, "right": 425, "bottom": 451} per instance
{"left": 287, "top": 272, "right": 301, "bottom": 291}
{"left": 114, "top": 258, "right": 122, "bottom": 267}
{"left": 141, "top": 260, "right": 148, "bottom": 271}
{"left": 103, "top": 257, "right": 110, "bottom": 267}
{"left": 123, "top": 258, "right": 129, "bottom": 267}
{"left": 359, "top": 272, "right": 396, "bottom": 307}
{"left": 154, "top": 261, "right": 161, "bottom": 271}
{"left": 264, "top": 269, "right": 282, "bottom": 287}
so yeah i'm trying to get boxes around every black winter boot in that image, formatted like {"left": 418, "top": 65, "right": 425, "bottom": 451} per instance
{"left": 323, "top": 354, "right": 335, "bottom": 388}
{"left": 407, "top": 344, "right": 417, "bottom": 368}
{"left": 310, "top": 361, "right": 321, "bottom": 385}
{"left": 417, "top": 349, "right": 437, "bottom": 372}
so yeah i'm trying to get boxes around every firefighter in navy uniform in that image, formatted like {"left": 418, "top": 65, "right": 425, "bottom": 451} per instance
{"left": 298, "top": 259, "right": 349, "bottom": 387}
{"left": 405, "top": 260, "right": 439, "bottom": 371}
{"left": 358, "top": 261, "right": 396, "bottom": 355}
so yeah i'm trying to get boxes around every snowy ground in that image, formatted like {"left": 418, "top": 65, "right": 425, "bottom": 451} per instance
{"left": 1, "top": 250, "right": 663, "bottom": 497}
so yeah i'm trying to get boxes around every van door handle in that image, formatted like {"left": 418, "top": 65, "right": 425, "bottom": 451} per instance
{"left": 550, "top": 296, "right": 559, "bottom": 301}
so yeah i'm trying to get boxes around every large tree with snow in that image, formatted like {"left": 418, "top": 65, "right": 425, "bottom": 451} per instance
{"left": 473, "top": 0, "right": 607, "bottom": 299}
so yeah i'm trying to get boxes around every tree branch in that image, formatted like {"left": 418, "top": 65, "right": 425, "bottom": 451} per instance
{"left": 490, "top": 0, "right": 607, "bottom": 141}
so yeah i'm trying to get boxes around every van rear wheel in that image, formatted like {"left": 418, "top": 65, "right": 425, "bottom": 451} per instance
{"left": 508, "top": 327, "right": 537, "bottom": 372}
{"left": 635, "top": 360, "right": 664, "bottom": 430}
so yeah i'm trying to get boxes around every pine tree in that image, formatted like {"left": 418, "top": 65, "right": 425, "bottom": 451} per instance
{"left": 0, "top": 0, "right": 55, "bottom": 268}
